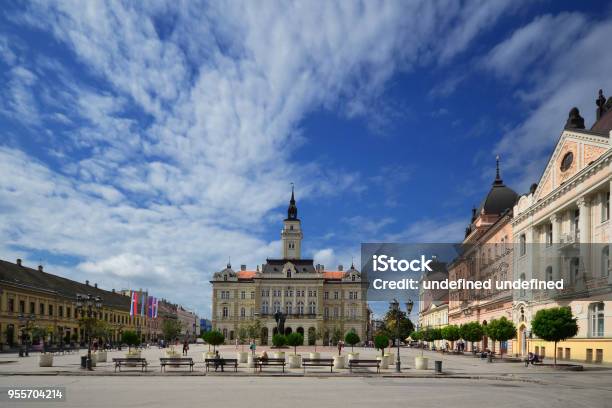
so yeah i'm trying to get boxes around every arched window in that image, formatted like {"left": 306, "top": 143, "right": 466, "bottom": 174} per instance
{"left": 285, "top": 301, "right": 293, "bottom": 315}
{"left": 222, "top": 306, "right": 228, "bottom": 318}
{"left": 287, "top": 269, "right": 292, "bottom": 278}
{"left": 602, "top": 247, "right": 610, "bottom": 277}
{"left": 545, "top": 266, "right": 553, "bottom": 282}
{"left": 589, "top": 302, "right": 604, "bottom": 337}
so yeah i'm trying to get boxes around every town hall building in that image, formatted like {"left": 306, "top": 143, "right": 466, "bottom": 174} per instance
{"left": 210, "top": 189, "right": 368, "bottom": 345}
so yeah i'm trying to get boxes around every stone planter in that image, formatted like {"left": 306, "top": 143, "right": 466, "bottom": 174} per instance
{"left": 204, "top": 351, "right": 216, "bottom": 360}
{"left": 237, "top": 351, "right": 249, "bottom": 363}
{"left": 309, "top": 352, "right": 321, "bottom": 359}
{"left": 273, "top": 351, "right": 285, "bottom": 360}
{"left": 95, "top": 351, "right": 107, "bottom": 363}
{"left": 333, "top": 355, "right": 346, "bottom": 369}
{"left": 385, "top": 352, "right": 395, "bottom": 363}
{"left": 126, "top": 350, "right": 141, "bottom": 359}
{"left": 165, "top": 350, "right": 181, "bottom": 358}
{"left": 414, "top": 356, "right": 429, "bottom": 370}
{"left": 347, "top": 352, "right": 360, "bottom": 361}
{"left": 39, "top": 353, "right": 53, "bottom": 367}
{"left": 247, "top": 354, "right": 257, "bottom": 368}
{"left": 377, "top": 355, "right": 389, "bottom": 369}
{"left": 288, "top": 354, "right": 302, "bottom": 368}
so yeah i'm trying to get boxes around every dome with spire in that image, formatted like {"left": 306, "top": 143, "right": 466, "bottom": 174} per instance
{"left": 477, "top": 156, "right": 518, "bottom": 216}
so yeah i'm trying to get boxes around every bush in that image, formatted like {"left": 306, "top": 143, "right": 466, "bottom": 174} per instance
{"left": 272, "top": 333, "right": 287, "bottom": 348}
{"left": 121, "top": 330, "right": 140, "bottom": 351}
{"left": 441, "top": 325, "right": 461, "bottom": 348}
{"left": 344, "top": 331, "right": 360, "bottom": 352}
{"left": 459, "top": 322, "right": 484, "bottom": 351}
{"left": 531, "top": 307, "right": 578, "bottom": 366}
{"left": 206, "top": 330, "right": 225, "bottom": 352}
{"left": 374, "top": 334, "right": 389, "bottom": 357}
{"left": 286, "top": 332, "right": 303, "bottom": 354}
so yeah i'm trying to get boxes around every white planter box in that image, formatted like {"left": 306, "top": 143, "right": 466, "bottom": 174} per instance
{"left": 347, "top": 352, "right": 360, "bottom": 361}
{"left": 39, "top": 354, "right": 53, "bottom": 367}
{"left": 288, "top": 354, "right": 302, "bottom": 368}
{"left": 333, "top": 355, "right": 346, "bottom": 369}
{"left": 247, "top": 354, "right": 257, "bottom": 368}
{"left": 414, "top": 356, "right": 429, "bottom": 370}
{"left": 377, "top": 355, "right": 389, "bottom": 369}
{"left": 237, "top": 351, "right": 248, "bottom": 363}
{"left": 309, "top": 352, "right": 321, "bottom": 359}
{"left": 273, "top": 351, "right": 285, "bottom": 360}
{"left": 385, "top": 352, "right": 394, "bottom": 363}
{"left": 96, "top": 351, "right": 107, "bottom": 362}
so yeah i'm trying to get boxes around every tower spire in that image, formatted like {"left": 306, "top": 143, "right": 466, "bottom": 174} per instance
{"left": 494, "top": 155, "right": 503, "bottom": 185}
{"left": 287, "top": 182, "right": 298, "bottom": 220}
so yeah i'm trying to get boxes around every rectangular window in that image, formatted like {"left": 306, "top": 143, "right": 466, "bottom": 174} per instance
{"left": 604, "top": 192, "right": 610, "bottom": 222}
{"left": 545, "top": 224, "right": 553, "bottom": 246}
{"left": 251, "top": 291, "right": 255, "bottom": 299}
{"left": 519, "top": 234, "right": 526, "bottom": 256}
{"left": 19, "top": 300, "right": 25, "bottom": 313}
{"left": 48, "top": 305, "right": 53, "bottom": 316}
{"left": 67, "top": 307, "right": 71, "bottom": 318}
{"left": 39, "top": 303, "right": 45, "bottom": 315}
{"left": 324, "top": 291, "right": 328, "bottom": 300}
{"left": 59, "top": 306, "right": 63, "bottom": 318}
{"left": 30, "top": 302, "right": 35, "bottom": 314}
{"left": 334, "top": 291, "right": 339, "bottom": 300}
{"left": 241, "top": 291, "right": 245, "bottom": 299}
{"left": 8, "top": 298, "right": 14, "bottom": 312}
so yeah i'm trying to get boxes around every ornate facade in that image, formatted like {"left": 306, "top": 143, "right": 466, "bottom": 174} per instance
{"left": 210, "top": 190, "right": 368, "bottom": 345}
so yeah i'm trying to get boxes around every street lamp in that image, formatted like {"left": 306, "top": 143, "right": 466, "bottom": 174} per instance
{"left": 18, "top": 313, "right": 35, "bottom": 357}
{"left": 75, "top": 294, "right": 103, "bottom": 370}
{"left": 389, "top": 298, "right": 414, "bottom": 373}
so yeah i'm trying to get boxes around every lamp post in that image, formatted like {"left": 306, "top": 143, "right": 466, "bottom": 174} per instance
{"left": 18, "top": 313, "right": 35, "bottom": 357}
{"left": 389, "top": 298, "right": 414, "bottom": 373}
{"left": 75, "top": 294, "right": 103, "bottom": 370}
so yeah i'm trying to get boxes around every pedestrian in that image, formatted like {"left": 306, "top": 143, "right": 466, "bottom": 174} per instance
{"left": 249, "top": 340, "right": 256, "bottom": 356}
{"left": 182, "top": 339, "right": 189, "bottom": 355}
{"left": 337, "top": 340, "right": 343, "bottom": 356}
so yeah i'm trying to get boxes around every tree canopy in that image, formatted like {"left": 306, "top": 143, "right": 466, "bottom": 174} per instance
{"left": 531, "top": 307, "right": 578, "bottom": 366}
{"left": 286, "top": 332, "right": 304, "bottom": 354}
{"left": 374, "top": 334, "right": 389, "bottom": 357}
{"left": 205, "top": 330, "right": 225, "bottom": 351}
{"left": 272, "top": 333, "right": 287, "bottom": 348}
{"left": 161, "top": 319, "right": 183, "bottom": 341}
{"left": 344, "top": 330, "right": 360, "bottom": 351}
{"left": 459, "top": 322, "right": 484, "bottom": 344}
{"left": 380, "top": 308, "right": 415, "bottom": 342}
{"left": 441, "top": 325, "right": 461, "bottom": 344}
{"left": 485, "top": 317, "right": 517, "bottom": 358}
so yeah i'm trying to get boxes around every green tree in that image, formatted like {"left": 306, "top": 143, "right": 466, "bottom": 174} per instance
{"left": 161, "top": 319, "right": 183, "bottom": 341}
{"left": 344, "top": 330, "right": 360, "bottom": 352}
{"left": 331, "top": 326, "right": 343, "bottom": 345}
{"left": 441, "top": 325, "right": 461, "bottom": 350}
{"left": 460, "top": 322, "right": 484, "bottom": 352}
{"left": 286, "top": 332, "right": 304, "bottom": 355}
{"left": 246, "top": 320, "right": 262, "bottom": 343}
{"left": 121, "top": 330, "right": 140, "bottom": 351}
{"left": 238, "top": 326, "right": 248, "bottom": 351}
{"left": 381, "top": 308, "right": 414, "bottom": 344}
{"left": 485, "top": 317, "right": 517, "bottom": 359}
{"left": 272, "top": 333, "right": 287, "bottom": 348}
{"left": 410, "top": 330, "right": 425, "bottom": 357}
{"left": 206, "top": 330, "right": 225, "bottom": 352}
{"left": 309, "top": 327, "right": 323, "bottom": 351}
{"left": 374, "top": 334, "right": 389, "bottom": 357}
{"left": 531, "top": 307, "right": 578, "bottom": 366}
{"left": 422, "top": 327, "right": 442, "bottom": 349}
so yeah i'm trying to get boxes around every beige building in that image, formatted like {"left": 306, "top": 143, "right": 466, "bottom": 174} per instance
{"left": 512, "top": 90, "right": 612, "bottom": 363}
{"left": 210, "top": 189, "right": 368, "bottom": 345}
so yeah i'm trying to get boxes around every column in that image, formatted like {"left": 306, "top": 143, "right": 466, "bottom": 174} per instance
{"left": 577, "top": 197, "right": 591, "bottom": 278}
{"left": 550, "top": 213, "right": 561, "bottom": 280}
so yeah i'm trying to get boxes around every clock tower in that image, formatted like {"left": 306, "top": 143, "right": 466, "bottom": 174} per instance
{"left": 281, "top": 186, "right": 303, "bottom": 259}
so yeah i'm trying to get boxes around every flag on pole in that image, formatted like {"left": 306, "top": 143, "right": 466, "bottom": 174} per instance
{"left": 154, "top": 298, "right": 159, "bottom": 318}
{"left": 140, "top": 291, "right": 147, "bottom": 317}
{"left": 129, "top": 291, "right": 138, "bottom": 317}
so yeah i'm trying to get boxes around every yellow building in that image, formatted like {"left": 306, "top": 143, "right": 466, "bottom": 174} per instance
{"left": 511, "top": 89, "right": 612, "bottom": 363}
{"left": 0, "top": 259, "right": 149, "bottom": 349}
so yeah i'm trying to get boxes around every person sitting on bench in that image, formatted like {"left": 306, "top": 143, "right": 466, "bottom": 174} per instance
{"left": 525, "top": 352, "right": 540, "bottom": 366}
{"left": 213, "top": 350, "right": 223, "bottom": 372}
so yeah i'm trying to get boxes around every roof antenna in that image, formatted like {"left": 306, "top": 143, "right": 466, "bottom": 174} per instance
{"left": 496, "top": 155, "right": 501, "bottom": 180}
{"left": 227, "top": 257, "right": 231, "bottom": 269}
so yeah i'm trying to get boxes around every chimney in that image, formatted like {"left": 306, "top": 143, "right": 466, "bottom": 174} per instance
{"left": 38, "top": 265, "right": 43, "bottom": 272}
{"left": 94, "top": 283, "right": 98, "bottom": 288}
{"left": 85, "top": 280, "right": 90, "bottom": 286}
{"left": 338, "top": 264, "right": 343, "bottom": 271}
{"left": 16, "top": 259, "right": 22, "bottom": 266}
{"left": 240, "top": 264, "right": 246, "bottom": 271}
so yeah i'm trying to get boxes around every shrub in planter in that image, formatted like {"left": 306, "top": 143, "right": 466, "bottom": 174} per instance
{"left": 531, "top": 307, "right": 578, "bottom": 367}
{"left": 121, "top": 330, "right": 140, "bottom": 352}
{"left": 272, "top": 333, "right": 287, "bottom": 348}
{"left": 286, "top": 333, "right": 303, "bottom": 355}
{"left": 345, "top": 331, "right": 360, "bottom": 352}
{"left": 374, "top": 334, "right": 389, "bottom": 358}
{"left": 206, "top": 330, "right": 225, "bottom": 352}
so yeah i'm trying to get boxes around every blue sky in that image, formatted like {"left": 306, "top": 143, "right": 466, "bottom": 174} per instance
{"left": 1, "top": 1, "right": 612, "bottom": 318}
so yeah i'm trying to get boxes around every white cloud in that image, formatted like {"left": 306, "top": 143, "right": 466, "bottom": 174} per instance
{"left": 0, "top": 0, "right": 528, "bottom": 315}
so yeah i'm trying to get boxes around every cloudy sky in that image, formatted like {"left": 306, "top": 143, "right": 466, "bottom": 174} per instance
{"left": 1, "top": 1, "right": 611, "bottom": 318}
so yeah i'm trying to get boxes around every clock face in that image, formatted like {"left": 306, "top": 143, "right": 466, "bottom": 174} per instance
{"left": 560, "top": 151, "right": 573, "bottom": 172}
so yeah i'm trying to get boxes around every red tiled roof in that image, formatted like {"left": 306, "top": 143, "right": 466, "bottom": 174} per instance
{"left": 323, "top": 271, "right": 346, "bottom": 280}
{"left": 237, "top": 271, "right": 256, "bottom": 279}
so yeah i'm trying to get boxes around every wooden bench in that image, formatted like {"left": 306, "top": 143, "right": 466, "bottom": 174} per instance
{"left": 112, "top": 357, "right": 148, "bottom": 372}
{"left": 302, "top": 358, "right": 333, "bottom": 373}
{"left": 349, "top": 359, "right": 380, "bottom": 373}
{"left": 254, "top": 357, "right": 286, "bottom": 373}
{"left": 204, "top": 358, "right": 238, "bottom": 372}
{"left": 160, "top": 357, "right": 194, "bottom": 372}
